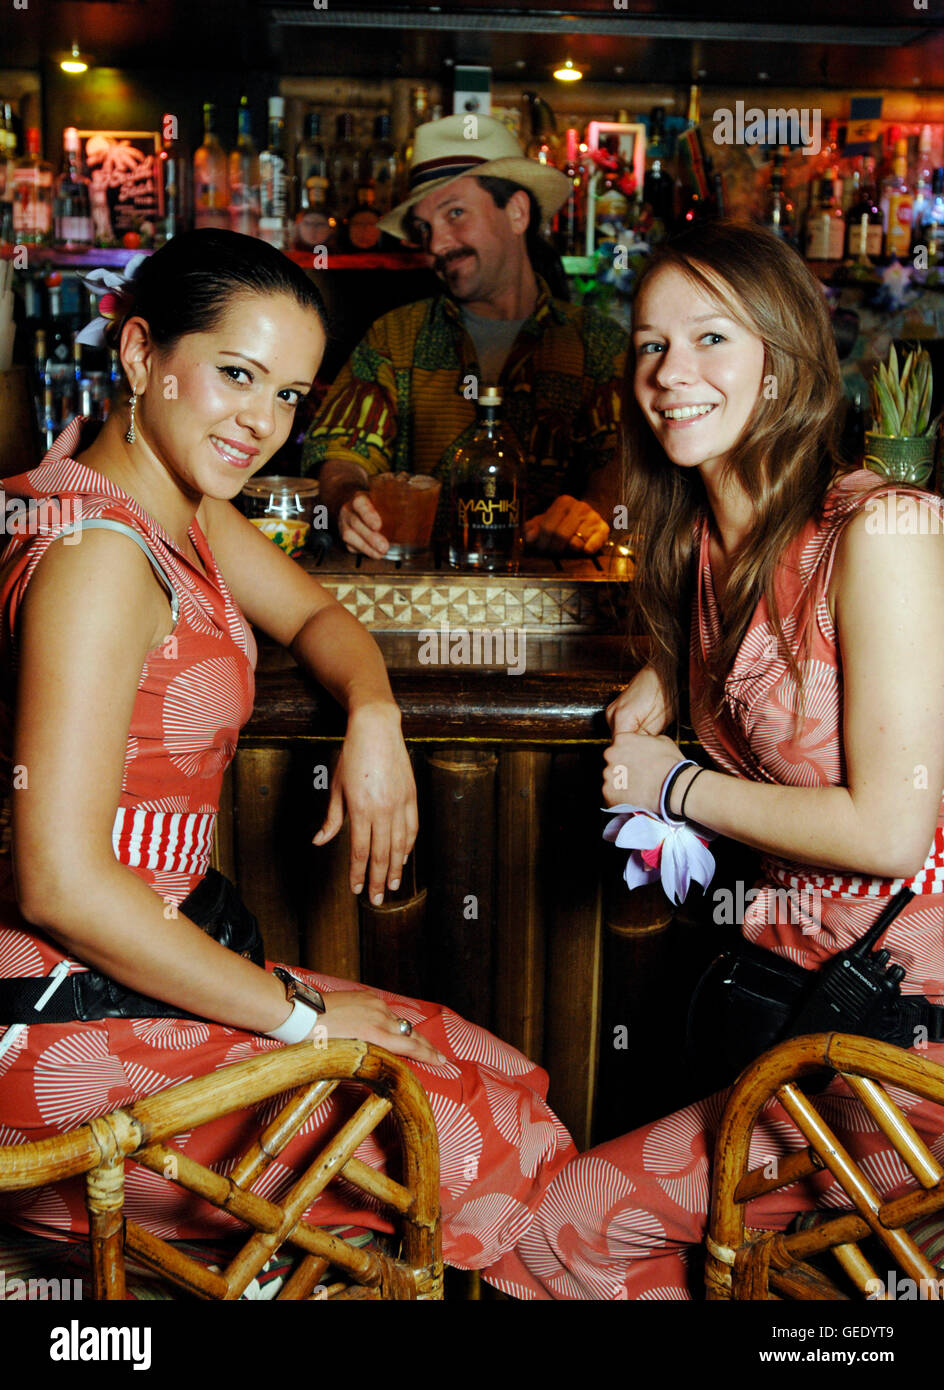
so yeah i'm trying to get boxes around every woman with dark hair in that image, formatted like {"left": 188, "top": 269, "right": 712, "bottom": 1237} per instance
{"left": 0, "top": 230, "right": 576, "bottom": 1274}
{"left": 495, "top": 220, "right": 944, "bottom": 1298}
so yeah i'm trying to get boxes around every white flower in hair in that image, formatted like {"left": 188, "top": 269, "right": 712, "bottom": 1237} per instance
{"left": 75, "top": 253, "right": 148, "bottom": 348}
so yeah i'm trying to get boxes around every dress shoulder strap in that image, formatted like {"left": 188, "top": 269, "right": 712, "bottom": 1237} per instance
{"left": 66, "top": 518, "right": 180, "bottom": 625}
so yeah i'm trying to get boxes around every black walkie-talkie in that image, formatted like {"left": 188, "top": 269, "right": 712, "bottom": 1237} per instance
{"left": 785, "top": 887, "right": 914, "bottom": 1039}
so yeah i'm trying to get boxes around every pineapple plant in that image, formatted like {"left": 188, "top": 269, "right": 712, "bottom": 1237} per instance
{"left": 865, "top": 344, "right": 940, "bottom": 486}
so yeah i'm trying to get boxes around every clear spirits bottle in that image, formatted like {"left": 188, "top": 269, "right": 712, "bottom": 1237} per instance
{"left": 229, "top": 95, "right": 260, "bottom": 237}
{"left": 259, "top": 96, "right": 288, "bottom": 247}
{"left": 295, "top": 110, "right": 332, "bottom": 248}
{"left": 329, "top": 112, "right": 360, "bottom": 225}
{"left": 366, "top": 112, "right": 398, "bottom": 218}
{"left": 54, "top": 126, "right": 92, "bottom": 250}
{"left": 193, "top": 103, "right": 229, "bottom": 230}
{"left": 449, "top": 387, "right": 526, "bottom": 573}
{"left": 13, "top": 128, "right": 53, "bottom": 245}
{"left": 159, "top": 125, "right": 190, "bottom": 241}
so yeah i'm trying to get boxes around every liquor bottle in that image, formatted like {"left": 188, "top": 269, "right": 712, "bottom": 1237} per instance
{"left": 554, "top": 126, "right": 585, "bottom": 256}
{"left": 916, "top": 167, "right": 944, "bottom": 269}
{"left": 805, "top": 175, "right": 845, "bottom": 262}
{"left": 523, "top": 91, "right": 560, "bottom": 168}
{"left": 911, "top": 124, "right": 934, "bottom": 234}
{"left": 12, "top": 128, "right": 53, "bottom": 245}
{"left": 77, "top": 378, "right": 95, "bottom": 422}
{"left": 54, "top": 127, "right": 92, "bottom": 250}
{"left": 881, "top": 138, "right": 914, "bottom": 259}
{"left": 448, "top": 386, "right": 525, "bottom": 573}
{"left": 0, "top": 102, "right": 16, "bottom": 239}
{"left": 344, "top": 184, "right": 382, "bottom": 252}
{"left": 804, "top": 118, "right": 843, "bottom": 223}
{"left": 399, "top": 87, "right": 429, "bottom": 203}
{"left": 193, "top": 103, "right": 229, "bottom": 230}
{"left": 762, "top": 149, "right": 796, "bottom": 246}
{"left": 42, "top": 382, "right": 58, "bottom": 450}
{"left": 295, "top": 111, "right": 332, "bottom": 249}
{"left": 45, "top": 278, "right": 74, "bottom": 425}
{"left": 30, "top": 327, "right": 47, "bottom": 429}
{"left": 366, "top": 113, "right": 398, "bottom": 217}
{"left": 643, "top": 112, "right": 676, "bottom": 239}
{"left": 329, "top": 113, "right": 359, "bottom": 224}
{"left": 159, "top": 126, "right": 190, "bottom": 241}
{"left": 258, "top": 96, "right": 289, "bottom": 248}
{"left": 845, "top": 158, "right": 883, "bottom": 263}
{"left": 228, "top": 96, "right": 260, "bottom": 237}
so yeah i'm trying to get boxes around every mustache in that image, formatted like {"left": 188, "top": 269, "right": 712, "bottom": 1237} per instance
{"left": 433, "top": 247, "right": 476, "bottom": 275}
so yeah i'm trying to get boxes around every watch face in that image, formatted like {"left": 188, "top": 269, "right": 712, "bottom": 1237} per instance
{"left": 276, "top": 968, "right": 325, "bottom": 1013}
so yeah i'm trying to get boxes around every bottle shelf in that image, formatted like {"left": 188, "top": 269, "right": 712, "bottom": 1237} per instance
{"left": 12, "top": 246, "right": 432, "bottom": 272}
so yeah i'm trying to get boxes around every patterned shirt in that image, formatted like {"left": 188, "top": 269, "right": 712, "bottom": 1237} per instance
{"left": 301, "top": 276, "right": 628, "bottom": 524}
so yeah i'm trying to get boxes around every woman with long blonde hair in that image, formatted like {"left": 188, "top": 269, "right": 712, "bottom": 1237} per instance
{"left": 499, "top": 220, "right": 944, "bottom": 1299}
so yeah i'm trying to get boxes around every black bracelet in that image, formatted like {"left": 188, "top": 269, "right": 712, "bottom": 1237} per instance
{"left": 679, "top": 766, "right": 706, "bottom": 822}
{"left": 660, "top": 759, "right": 697, "bottom": 822}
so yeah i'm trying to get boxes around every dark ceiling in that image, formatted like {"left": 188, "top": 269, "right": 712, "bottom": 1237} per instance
{"left": 3, "top": 0, "right": 944, "bottom": 88}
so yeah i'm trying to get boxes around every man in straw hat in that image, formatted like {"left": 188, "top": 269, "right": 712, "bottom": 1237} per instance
{"left": 302, "top": 113, "right": 626, "bottom": 556}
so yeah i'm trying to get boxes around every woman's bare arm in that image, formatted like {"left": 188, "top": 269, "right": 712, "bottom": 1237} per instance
{"left": 604, "top": 506, "right": 944, "bottom": 878}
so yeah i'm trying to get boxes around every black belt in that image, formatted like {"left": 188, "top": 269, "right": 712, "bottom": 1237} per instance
{"left": 0, "top": 870, "right": 265, "bottom": 1025}
{"left": 878, "top": 994, "right": 944, "bottom": 1047}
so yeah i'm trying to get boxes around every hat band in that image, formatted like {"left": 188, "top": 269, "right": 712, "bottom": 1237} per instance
{"left": 409, "top": 154, "right": 488, "bottom": 191}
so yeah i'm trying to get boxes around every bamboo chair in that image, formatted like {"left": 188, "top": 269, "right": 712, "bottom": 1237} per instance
{"left": 0, "top": 1038, "right": 443, "bottom": 1300}
{"left": 706, "top": 1033, "right": 944, "bottom": 1301}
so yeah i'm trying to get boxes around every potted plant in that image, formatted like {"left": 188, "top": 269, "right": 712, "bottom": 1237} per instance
{"left": 864, "top": 344, "right": 940, "bottom": 486}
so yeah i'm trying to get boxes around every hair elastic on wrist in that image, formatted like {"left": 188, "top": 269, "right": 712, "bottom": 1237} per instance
{"left": 659, "top": 759, "right": 698, "bottom": 824}
{"left": 679, "top": 766, "right": 706, "bottom": 822}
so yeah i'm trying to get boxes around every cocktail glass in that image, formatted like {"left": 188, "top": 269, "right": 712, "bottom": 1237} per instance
{"left": 368, "top": 472, "right": 442, "bottom": 560}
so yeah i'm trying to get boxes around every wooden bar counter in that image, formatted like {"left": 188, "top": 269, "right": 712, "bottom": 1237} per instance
{"left": 215, "top": 545, "right": 738, "bottom": 1148}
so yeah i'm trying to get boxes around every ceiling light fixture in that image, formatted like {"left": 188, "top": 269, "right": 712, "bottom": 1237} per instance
{"left": 60, "top": 41, "right": 91, "bottom": 75}
{"left": 553, "top": 58, "right": 583, "bottom": 83}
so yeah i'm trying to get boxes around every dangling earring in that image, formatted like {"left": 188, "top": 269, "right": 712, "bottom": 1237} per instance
{"left": 126, "top": 391, "right": 137, "bottom": 445}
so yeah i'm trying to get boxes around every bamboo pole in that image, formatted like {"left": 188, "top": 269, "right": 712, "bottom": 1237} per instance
{"left": 495, "top": 749, "right": 549, "bottom": 1061}
{"left": 425, "top": 747, "right": 498, "bottom": 1028}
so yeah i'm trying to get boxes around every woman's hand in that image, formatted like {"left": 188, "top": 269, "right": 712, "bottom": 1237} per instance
{"left": 313, "top": 702, "right": 418, "bottom": 904}
{"left": 606, "top": 665, "right": 676, "bottom": 737}
{"left": 314, "top": 990, "right": 446, "bottom": 1065}
{"left": 603, "top": 731, "right": 685, "bottom": 812}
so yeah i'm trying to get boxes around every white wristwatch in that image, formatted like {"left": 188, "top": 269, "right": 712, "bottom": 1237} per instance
{"left": 267, "top": 968, "right": 327, "bottom": 1043}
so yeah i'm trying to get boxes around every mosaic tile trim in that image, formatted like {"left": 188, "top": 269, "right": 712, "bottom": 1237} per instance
{"left": 319, "top": 577, "right": 626, "bottom": 631}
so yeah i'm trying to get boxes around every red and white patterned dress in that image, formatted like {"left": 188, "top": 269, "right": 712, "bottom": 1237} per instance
{"left": 0, "top": 421, "right": 576, "bottom": 1272}
{"left": 492, "top": 470, "right": 944, "bottom": 1299}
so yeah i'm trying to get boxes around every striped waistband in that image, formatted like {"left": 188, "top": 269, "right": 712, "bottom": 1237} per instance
{"left": 112, "top": 807, "right": 216, "bottom": 877}
{"left": 764, "top": 825, "right": 944, "bottom": 900}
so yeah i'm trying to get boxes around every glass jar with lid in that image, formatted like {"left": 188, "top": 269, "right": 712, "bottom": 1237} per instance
{"left": 239, "top": 475, "right": 321, "bottom": 557}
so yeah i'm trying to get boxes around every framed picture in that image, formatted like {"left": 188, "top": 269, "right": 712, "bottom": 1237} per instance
{"left": 74, "top": 130, "right": 163, "bottom": 241}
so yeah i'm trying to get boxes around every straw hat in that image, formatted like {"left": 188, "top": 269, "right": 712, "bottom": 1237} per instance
{"left": 378, "top": 113, "right": 572, "bottom": 240}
